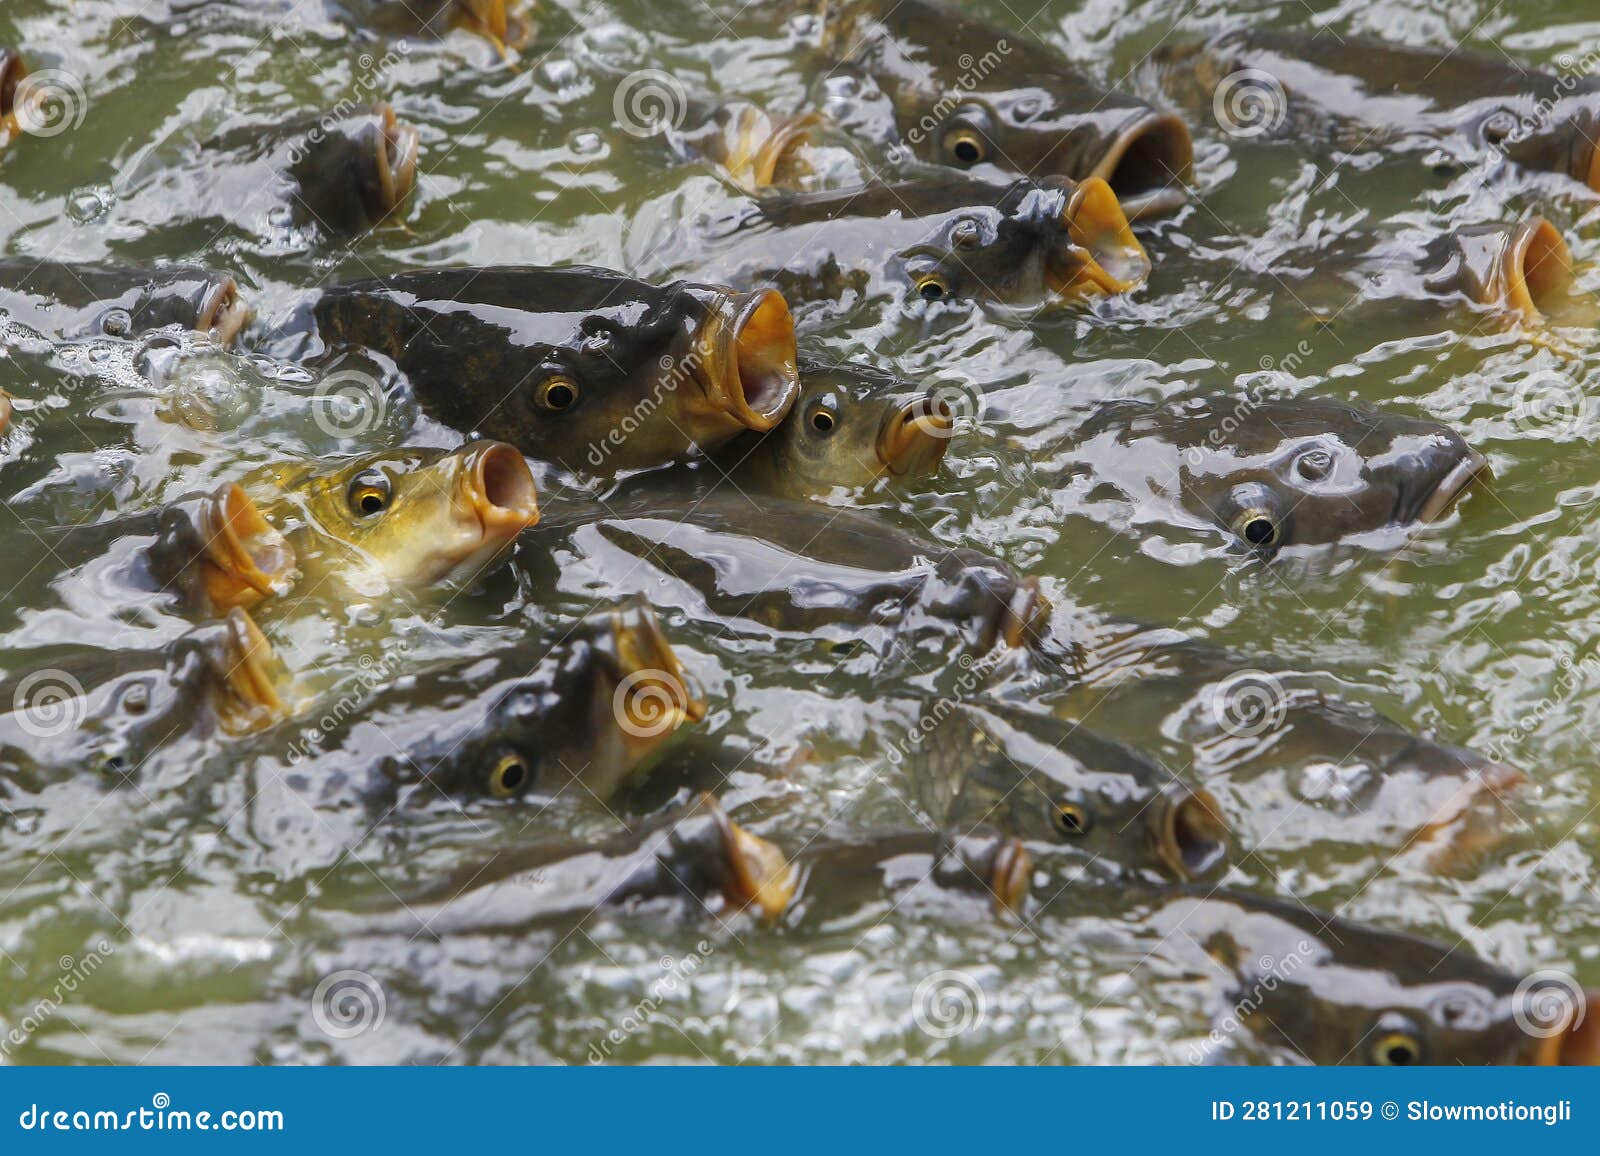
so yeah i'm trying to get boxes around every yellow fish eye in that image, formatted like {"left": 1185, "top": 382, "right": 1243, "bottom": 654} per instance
{"left": 808, "top": 397, "right": 839, "bottom": 434}
{"left": 537, "top": 374, "right": 580, "bottom": 412}
{"left": 1232, "top": 508, "right": 1280, "bottom": 549}
{"left": 487, "top": 752, "right": 534, "bottom": 799}
{"left": 914, "top": 273, "right": 951, "bottom": 303}
{"left": 1052, "top": 801, "right": 1091, "bottom": 837}
{"left": 1372, "top": 1030, "right": 1423, "bottom": 1066}
{"left": 942, "top": 128, "right": 988, "bottom": 167}
{"left": 346, "top": 469, "right": 392, "bottom": 517}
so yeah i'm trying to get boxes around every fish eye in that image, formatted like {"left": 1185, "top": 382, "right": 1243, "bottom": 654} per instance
{"left": 1232, "top": 508, "right": 1281, "bottom": 550}
{"left": 942, "top": 127, "right": 988, "bottom": 167}
{"left": 487, "top": 751, "right": 535, "bottom": 799}
{"left": 1294, "top": 447, "right": 1334, "bottom": 481}
{"left": 1052, "top": 801, "right": 1092, "bottom": 838}
{"left": 807, "top": 396, "right": 840, "bottom": 435}
{"left": 1372, "top": 1030, "right": 1424, "bottom": 1066}
{"left": 101, "top": 309, "right": 131, "bottom": 337}
{"left": 536, "top": 374, "right": 580, "bottom": 413}
{"left": 346, "top": 469, "right": 392, "bottom": 517}
{"left": 950, "top": 219, "right": 982, "bottom": 251}
{"left": 914, "top": 273, "right": 951, "bottom": 302}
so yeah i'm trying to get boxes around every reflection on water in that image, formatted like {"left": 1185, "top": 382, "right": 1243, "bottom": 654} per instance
{"left": 1, "top": 0, "right": 1597, "bottom": 1064}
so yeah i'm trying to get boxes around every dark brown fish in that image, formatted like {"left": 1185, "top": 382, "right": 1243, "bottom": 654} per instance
{"left": 672, "top": 172, "right": 1149, "bottom": 309}
{"left": 1049, "top": 880, "right": 1600, "bottom": 1065}
{"left": 1158, "top": 30, "right": 1600, "bottom": 194}
{"left": 297, "top": 267, "right": 801, "bottom": 475}
{"left": 333, "top": 0, "right": 530, "bottom": 52}
{"left": 808, "top": 0, "right": 1193, "bottom": 216}
{"left": 1047, "top": 395, "right": 1487, "bottom": 554}
{"left": 0, "top": 260, "right": 251, "bottom": 346}
{"left": 665, "top": 100, "right": 826, "bottom": 192}
{"left": 0, "top": 608, "right": 291, "bottom": 794}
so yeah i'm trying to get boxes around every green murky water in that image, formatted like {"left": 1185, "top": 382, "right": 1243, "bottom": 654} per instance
{"left": 1, "top": 0, "right": 1598, "bottom": 1064}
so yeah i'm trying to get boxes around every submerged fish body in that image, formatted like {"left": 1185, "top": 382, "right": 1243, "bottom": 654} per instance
{"left": 299, "top": 266, "right": 801, "bottom": 475}
{"left": 248, "top": 441, "right": 539, "bottom": 598}
{"left": 1047, "top": 396, "right": 1487, "bottom": 554}
{"left": 325, "top": 795, "right": 793, "bottom": 936}
{"left": 720, "top": 358, "right": 953, "bottom": 498}
{"left": 808, "top": 0, "right": 1193, "bottom": 216}
{"left": 675, "top": 172, "right": 1149, "bottom": 310}
{"left": 1045, "top": 632, "right": 1524, "bottom": 874}
{"left": 0, "top": 608, "right": 290, "bottom": 793}
{"left": 1158, "top": 30, "right": 1600, "bottom": 194}
{"left": 517, "top": 489, "right": 1051, "bottom": 677}
{"left": 878, "top": 698, "right": 1230, "bottom": 883}
{"left": 1060, "top": 881, "right": 1600, "bottom": 1065}
{"left": 0, "top": 260, "right": 251, "bottom": 346}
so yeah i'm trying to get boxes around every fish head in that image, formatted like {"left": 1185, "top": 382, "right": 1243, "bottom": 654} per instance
{"left": 1499, "top": 101, "right": 1600, "bottom": 197}
{"left": 890, "top": 176, "right": 1148, "bottom": 307}
{"left": 1451, "top": 217, "right": 1577, "bottom": 323}
{"left": 1181, "top": 400, "right": 1487, "bottom": 552}
{"left": 192, "top": 483, "right": 299, "bottom": 612}
{"left": 350, "top": 102, "right": 420, "bottom": 225}
{"left": 277, "top": 441, "right": 538, "bottom": 590}
{"left": 745, "top": 362, "right": 953, "bottom": 495}
{"left": 423, "top": 598, "right": 706, "bottom": 804}
{"left": 899, "top": 86, "right": 1193, "bottom": 217}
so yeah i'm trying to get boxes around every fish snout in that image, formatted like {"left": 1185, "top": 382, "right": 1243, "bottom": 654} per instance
{"left": 703, "top": 795, "right": 796, "bottom": 920}
{"left": 988, "top": 837, "right": 1033, "bottom": 915}
{"left": 1410, "top": 443, "right": 1490, "bottom": 524}
{"left": 197, "top": 483, "right": 299, "bottom": 612}
{"left": 0, "top": 49, "right": 25, "bottom": 121}
{"left": 609, "top": 597, "right": 708, "bottom": 756}
{"left": 1042, "top": 176, "right": 1151, "bottom": 299}
{"left": 196, "top": 277, "right": 252, "bottom": 347}
{"left": 372, "top": 101, "right": 421, "bottom": 219}
{"left": 695, "top": 289, "right": 801, "bottom": 434}
{"left": 1527, "top": 984, "right": 1600, "bottom": 1065}
{"left": 210, "top": 608, "right": 292, "bottom": 735}
{"left": 0, "top": 388, "right": 11, "bottom": 435}
{"left": 1090, "top": 110, "right": 1194, "bottom": 218}
{"left": 1502, "top": 217, "right": 1574, "bottom": 322}
{"left": 876, "top": 392, "right": 955, "bottom": 476}
{"left": 458, "top": 440, "right": 540, "bottom": 540}
{"left": 1153, "top": 785, "right": 1231, "bottom": 881}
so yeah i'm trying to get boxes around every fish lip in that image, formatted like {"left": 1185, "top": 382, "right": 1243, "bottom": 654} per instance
{"left": 0, "top": 50, "right": 24, "bottom": 119}
{"left": 609, "top": 597, "right": 708, "bottom": 751}
{"left": 694, "top": 288, "right": 801, "bottom": 434}
{"left": 1000, "top": 576, "right": 1050, "bottom": 649}
{"left": 875, "top": 393, "right": 954, "bottom": 476}
{"left": 1585, "top": 132, "right": 1600, "bottom": 194}
{"left": 212, "top": 607, "right": 291, "bottom": 735}
{"left": 457, "top": 440, "right": 540, "bottom": 543}
{"left": 372, "top": 101, "right": 420, "bottom": 219}
{"left": 0, "top": 389, "right": 11, "bottom": 435}
{"left": 1155, "top": 786, "right": 1231, "bottom": 881}
{"left": 702, "top": 793, "right": 796, "bottom": 920}
{"left": 988, "top": 837, "right": 1033, "bottom": 915}
{"left": 1413, "top": 760, "right": 1526, "bottom": 874}
{"left": 1041, "top": 176, "right": 1151, "bottom": 300}
{"left": 1527, "top": 987, "right": 1600, "bottom": 1065}
{"left": 725, "top": 108, "right": 821, "bottom": 191}
{"left": 1413, "top": 448, "right": 1489, "bottom": 524}
{"left": 1087, "top": 110, "right": 1193, "bottom": 219}
{"left": 1500, "top": 216, "right": 1573, "bottom": 322}
{"left": 197, "top": 483, "right": 299, "bottom": 611}
{"left": 195, "top": 276, "right": 252, "bottom": 347}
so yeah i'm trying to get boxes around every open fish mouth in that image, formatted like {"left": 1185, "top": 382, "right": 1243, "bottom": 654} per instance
{"left": 1154, "top": 786, "right": 1231, "bottom": 881}
{"left": 457, "top": 440, "right": 540, "bottom": 542}
{"left": 989, "top": 837, "right": 1033, "bottom": 915}
{"left": 722, "top": 107, "right": 821, "bottom": 191}
{"left": 692, "top": 288, "right": 801, "bottom": 434}
{"left": 211, "top": 608, "right": 291, "bottom": 735}
{"left": 1089, "top": 110, "right": 1194, "bottom": 219}
{"left": 0, "top": 389, "right": 11, "bottom": 435}
{"left": 1044, "top": 176, "right": 1152, "bottom": 300}
{"left": 1000, "top": 576, "right": 1051, "bottom": 649}
{"left": 196, "top": 276, "right": 252, "bottom": 346}
{"left": 1499, "top": 217, "right": 1574, "bottom": 322}
{"left": 197, "top": 483, "right": 299, "bottom": 612}
{"left": 0, "top": 49, "right": 24, "bottom": 123}
{"left": 458, "top": 0, "right": 530, "bottom": 48}
{"left": 1414, "top": 448, "right": 1490, "bottom": 524}
{"left": 610, "top": 597, "right": 708, "bottom": 760}
{"left": 1527, "top": 986, "right": 1600, "bottom": 1065}
{"left": 372, "top": 102, "right": 421, "bottom": 219}
{"left": 876, "top": 393, "right": 955, "bottom": 476}
{"left": 703, "top": 795, "right": 797, "bottom": 920}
